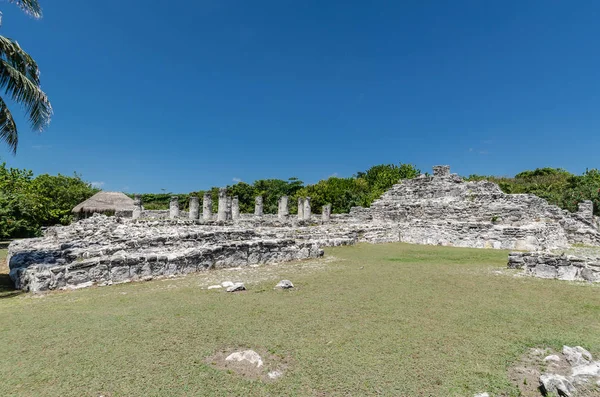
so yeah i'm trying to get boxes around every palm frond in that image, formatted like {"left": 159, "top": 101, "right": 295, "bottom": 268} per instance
{"left": 0, "top": 96, "right": 18, "bottom": 153}
{"left": 0, "top": 36, "right": 40, "bottom": 84}
{"left": 5, "top": 0, "right": 42, "bottom": 18}
{"left": 0, "top": 54, "right": 52, "bottom": 133}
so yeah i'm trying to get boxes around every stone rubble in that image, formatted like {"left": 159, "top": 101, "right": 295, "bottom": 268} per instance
{"left": 538, "top": 346, "right": 600, "bottom": 397}
{"left": 539, "top": 373, "right": 576, "bottom": 396}
{"left": 508, "top": 251, "right": 600, "bottom": 283}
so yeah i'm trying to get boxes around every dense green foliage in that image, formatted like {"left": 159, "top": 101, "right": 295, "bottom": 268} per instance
{"left": 0, "top": 162, "right": 98, "bottom": 238}
{"left": 465, "top": 167, "right": 600, "bottom": 215}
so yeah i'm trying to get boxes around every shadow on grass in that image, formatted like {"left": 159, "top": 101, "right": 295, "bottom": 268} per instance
{"left": 0, "top": 274, "right": 21, "bottom": 298}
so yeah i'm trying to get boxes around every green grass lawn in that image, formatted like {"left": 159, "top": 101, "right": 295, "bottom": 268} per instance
{"left": 0, "top": 243, "right": 599, "bottom": 396}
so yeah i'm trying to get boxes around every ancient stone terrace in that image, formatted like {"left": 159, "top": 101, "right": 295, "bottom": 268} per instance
{"left": 9, "top": 165, "right": 600, "bottom": 292}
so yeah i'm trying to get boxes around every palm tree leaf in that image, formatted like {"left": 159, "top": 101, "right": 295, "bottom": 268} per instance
{"left": 0, "top": 96, "right": 18, "bottom": 153}
{"left": 5, "top": 0, "right": 42, "bottom": 18}
{"left": 0, "top": 57, "right": 51, "bottom": 132}
{"left": 0, "top": 35, "right": 40, "bottom": 84}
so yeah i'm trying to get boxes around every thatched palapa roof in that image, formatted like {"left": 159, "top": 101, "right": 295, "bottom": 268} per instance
{"left": 72, "top": 191, "right": 135, "bottom": 214}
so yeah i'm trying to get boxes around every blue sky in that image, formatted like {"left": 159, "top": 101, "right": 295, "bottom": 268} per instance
{"left": 0, "top": 0, "right": 599, "bottom": 193}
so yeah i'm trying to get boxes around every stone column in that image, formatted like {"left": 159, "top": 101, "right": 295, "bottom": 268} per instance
{"left": 189, "top": 196, "right": 199, "bottom": 220}
{"left": 232, "top": 196, "right": 240, "bottom": 220}
{"left": 322, "top": 203, "right": 332, "bottom": 222}
{"left": 578, "top": 200, "right": 594, "bottom": 222}
{"left": 202, "top": 192, "right": 212, "bottom": 221}
{"left": 297, "top": 197, "right": 304, "bottom": 220}
{"left": 255, "top": 196, "right": 263, "bottom": 217}
{"left": 169, "top": 196, "right": 180, "bottom": 219}
{"left": 303, "top": 197, "right": 311, "bottom": 221}
{"left": 217, "top": 188, "right": 227, "bottom": 221}
{"left": 132, "top": 194, "right": 142, "bottom": 220}
{"left": 278, "top": 196, "right": 289, "bottom": 219}
{"left": 226, "top": 196, "right": 233, "bottom": 220}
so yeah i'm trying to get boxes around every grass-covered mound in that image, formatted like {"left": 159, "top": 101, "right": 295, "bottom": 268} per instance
{"left": 0, "top": 243, "right": 599, "bottom": 396}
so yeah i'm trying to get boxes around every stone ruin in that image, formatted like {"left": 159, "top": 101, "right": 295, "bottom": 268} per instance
{"left": 8, "top": 165, "right": 600, "bottom": 292}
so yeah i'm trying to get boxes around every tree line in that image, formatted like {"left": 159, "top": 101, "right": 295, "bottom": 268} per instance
{"left": 2, "top": 161, "right": 600, "bottom": 239}
{"left": 0, "top": 162, "right": 99, "bottom": 238}
{"left": 138, "top": 163, "right": 420, "bottom": 215}
{"left": 464, "top": 167, "right": 600, "bottom": 215}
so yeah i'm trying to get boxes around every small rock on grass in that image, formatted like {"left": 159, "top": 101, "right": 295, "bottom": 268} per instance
{"left": 226, "top": 283, "right": 245, "bottom": 292}
{"left": 539, "top": 373, "right": 576, "bottom": 397}
{"left": 276, "top": 280, "right": 294, "bottom": 289}
{"left": 563, "top": 346, "right": 593, "bottom": 367}
{"left": 474, "top": 393, "right": 489, "bottom": 397}
{"left": 225, "top": 350, "right": 263, "bottom": 367}
{"left": 268, "top": 370, "right": 283, "bottom": 379}
{"left": 544, "top": 354, "right": 561, "bottom": 362}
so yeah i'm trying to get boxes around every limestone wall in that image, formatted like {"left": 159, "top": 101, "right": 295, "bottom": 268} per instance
{"left": 508, "top": 251, "right": 600, "bottom": 283}
{"left": 8, "top": 216, "right": 328, "bottom": 293}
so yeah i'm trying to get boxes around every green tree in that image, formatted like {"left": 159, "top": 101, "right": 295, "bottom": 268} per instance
{"left": 226, "top": 182, "right": 256, "bottom": 213}
{"left": 297, "top": 177, "right": 370, "bottom": 214}
{"left": 0, "top": 161, "right": 38, "bottom": 237}
{"left": 0, "top": 162, "right": 97, "bottom": 238}
{"left": 29, "top": 173, "right": 99, "bottom": 225}
{"left": 0, "top": 0, "right": 52, "bottom": 153}
{"left": 561, "top": 169, "right": 600, "bottom": 215}
{"left": 357, "top": 163, "right": 420, "bottom": 206}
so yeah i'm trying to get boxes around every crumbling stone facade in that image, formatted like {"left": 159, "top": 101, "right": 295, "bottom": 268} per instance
{"left": 367, "top": 168, "right": 600, "bottom": 250}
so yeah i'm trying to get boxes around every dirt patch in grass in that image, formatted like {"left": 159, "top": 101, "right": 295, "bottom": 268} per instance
{"left": 507, "top": 348, "right": 549, "bottom": 396}
{"left": 206, "top": 347, "right": 291, "bottom": 382}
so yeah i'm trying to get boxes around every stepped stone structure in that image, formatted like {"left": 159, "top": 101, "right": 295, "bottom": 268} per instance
{"left": 368, "top": 170, "right": 600, "bottom": 250}
{"left": 8, "top": 165, "right": 600, "bottom": 292}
